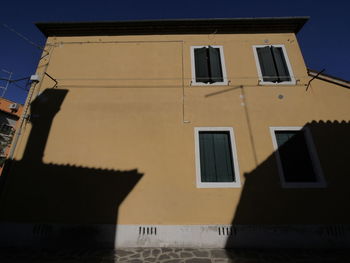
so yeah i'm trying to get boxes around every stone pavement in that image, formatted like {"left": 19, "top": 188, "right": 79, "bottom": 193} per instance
{"left": 0, "top": 247, "right": 349, "bottom": 262}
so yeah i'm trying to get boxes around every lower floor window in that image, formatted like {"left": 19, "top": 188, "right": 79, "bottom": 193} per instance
{"left": 194, "top": 127, "right": 241, "bottom": 188}
{"left": 270, "top": 127, "right": 326, "bottom": 188}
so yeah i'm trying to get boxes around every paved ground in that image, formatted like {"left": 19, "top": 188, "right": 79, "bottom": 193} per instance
{"left": 0, "top": 248, "right": 349, "bottom": 263}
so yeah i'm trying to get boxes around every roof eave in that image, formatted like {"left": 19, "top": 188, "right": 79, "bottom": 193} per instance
{"left": 308, "top": 69, "right": 350, "bottom": 89}
{"left": 36, "top": 17, "right": 309, "bottom": 37}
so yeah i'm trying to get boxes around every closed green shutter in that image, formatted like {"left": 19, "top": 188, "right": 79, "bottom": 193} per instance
{"left": 275, "top": 131, "right": 317, "bottom": 182}
{"left": 208, "top": 46, "right": 223, "bottom": 83}
{"left": 194, "top": 47, "right": 210, "bottom": 83}
{"left": 199, "top": 131, "right": 235, "bottom": 182}
{"left": 199, "top": 132, "right": 217, "bottom": 182}
{"left": 194, "top": 47, "right": 224, "bottom": 84}
{"left": 257, "top": 46, "right": 278, "bottom": 82}
{"left": 272, "top": 47, "right": 291, "bottom": 82}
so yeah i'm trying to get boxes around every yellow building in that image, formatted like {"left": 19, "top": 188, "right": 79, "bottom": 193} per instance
{"left": 0, "top": 17, "right": 349, "bottom": 248}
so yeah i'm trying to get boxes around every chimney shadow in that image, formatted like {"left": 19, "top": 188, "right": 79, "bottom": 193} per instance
{"left": 0, "top": 89, "right": 143, "bottom": 248}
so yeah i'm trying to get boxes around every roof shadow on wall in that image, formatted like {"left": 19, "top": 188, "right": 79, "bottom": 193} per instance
{"left": 0, "top": 89, "right": 143, "bottom": 248}
{"left": 225, "top": 120, "right": 350, "bottom": 250}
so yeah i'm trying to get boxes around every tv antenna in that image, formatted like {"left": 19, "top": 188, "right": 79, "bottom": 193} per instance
{"left": 0, "top": 69, "right": 13, "bottom": 98}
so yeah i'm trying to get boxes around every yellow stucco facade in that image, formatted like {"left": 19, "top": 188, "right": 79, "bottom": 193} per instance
{"left": 1, "top": 19, "right": 349, "bottom": 246}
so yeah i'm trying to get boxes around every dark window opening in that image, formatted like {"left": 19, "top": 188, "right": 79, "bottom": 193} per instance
{"left": 257, "top": 46, "right": 291, "bottom": 83}
{"left": 0, "top": 157, "right": 6, "bottom": 167}
{"left": 0, "top": 124, "right": 13, "bottom": 135}
{"left": 194, "top": 46, "right": 224, "bottom": 84}
{"left": 199, "top": 131, "right": 235, "bottom": 182}
{"left": 275, "top": 130, "right": 317, "bottom": 183}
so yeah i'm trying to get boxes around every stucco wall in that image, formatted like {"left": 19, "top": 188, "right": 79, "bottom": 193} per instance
{"left": 2, "top": 33, "right": 349, "bottom": 227}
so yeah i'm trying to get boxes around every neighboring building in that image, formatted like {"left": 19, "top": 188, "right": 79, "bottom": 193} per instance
{"left": 0, "top": 98, "right": 22, "bottom": 174}
{"left": 0, "top": 17, "right": 349, "bottom": 248}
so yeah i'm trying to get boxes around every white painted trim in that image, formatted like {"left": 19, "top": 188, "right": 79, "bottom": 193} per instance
{"left": 194, "top": 127, "right": 241, "bottom": 188}
{"left": 269, "top": 126, "right": 326, "bottom": 188}
{"left": 252, "top": 45, "right": 296, "bottom": 85}
{"left": 190, "top": 45, "right": 228, "bottom": 86}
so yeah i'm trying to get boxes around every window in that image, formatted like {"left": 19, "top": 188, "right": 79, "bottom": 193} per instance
{"left": 194, "top": 127, "right": 241, "bottom": 188}
{"left": 270, "top": 127, "right": 326, "bottom": 188}
{"left": 190, "top": 46, "right": 228, "bottom": 85}
{"left": 253, "top": 45, "right": 295, "bottom": 84}
{"left": 0, "top": 157, "right": 6, "bottom": 167}
{"left": 0, "top": 124, "right": 13, "bottom": 135}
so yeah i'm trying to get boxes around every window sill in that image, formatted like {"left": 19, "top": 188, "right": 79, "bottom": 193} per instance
{"left": 196, "top": 182, "right": 241, "bottom": 188}
{"left": 258, "top": 80, "right": 296, "bottom": 86}
{"left": 191, "top": 81, "right": 229, "bottom": 86}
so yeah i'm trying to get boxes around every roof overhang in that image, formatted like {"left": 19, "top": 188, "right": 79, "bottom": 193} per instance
{"left": 308, "top": 69, "right": 350, "bottom": 89}
{"left": 36, "top": 17, "right": 309, "bottom": 37}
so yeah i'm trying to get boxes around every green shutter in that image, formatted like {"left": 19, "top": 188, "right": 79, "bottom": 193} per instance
{"left": 194, "top": 47, "right": 210, "bottom": 83}
{"left": 275, "top": 131, "right": 317, "bottom": 182}
{"left": 272, "top": 47, "right": 291, "bottom": 82}
{"left": 199, "top": 131, "right": 235, "bottom": 183}
{"left": 257, "top": 46, "right": 278, "bottom": 82}
{"left": 199, "top": 132, "right": 217, "bottom": 182}
{"left": 213, "top": 133, "right": 234, "bottom": 182}
{"left": 208, "top": 46, "right": 223, "bottom": 83}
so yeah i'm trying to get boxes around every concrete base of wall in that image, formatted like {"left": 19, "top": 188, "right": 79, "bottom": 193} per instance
{"left": 0, "top": 223, "right": 349, "bottom": 248}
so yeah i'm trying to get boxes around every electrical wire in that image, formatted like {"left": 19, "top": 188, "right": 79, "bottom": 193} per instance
{"left": 54, "top": 75, "right": 307, "bottom": 81}
{"left": 0, "top": 74, "right": 31, "bottom": 92}
{"left": 12, "top": 82, "right": 30, "bottom": 92}
{"left": 2, "top": 24, "right": 47, "bottom": 53}
{"left": 0, "top": 77, "right": 30, "bottom": 83}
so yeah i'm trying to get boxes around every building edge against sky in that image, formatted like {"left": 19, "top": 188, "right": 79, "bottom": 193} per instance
{"left": 0, "top": 17, "right": 349, "bottom": 248}
{"left": 0, "top": 98, "right": 23, "bottom": 175}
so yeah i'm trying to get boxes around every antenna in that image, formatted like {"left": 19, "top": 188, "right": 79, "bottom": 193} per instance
{"left": 0, "top": 69, "right": 13, "bottom": 98}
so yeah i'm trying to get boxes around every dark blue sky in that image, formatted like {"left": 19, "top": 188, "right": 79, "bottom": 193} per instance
{"left": 1, "top": 0, "right": 349, "bottom": 104}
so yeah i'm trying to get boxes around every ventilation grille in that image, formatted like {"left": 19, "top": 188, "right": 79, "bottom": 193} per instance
{"left": 218, "top": 226, "right": 236, "bottom": 236}
{"left": 139, "top": 226, "right": 157, "bottom": 236}
{"left": 33, "top": 224, "right": 53, "bottom": 237}
{"left": 323, "top": 225, "right": 345, "bottom": 238}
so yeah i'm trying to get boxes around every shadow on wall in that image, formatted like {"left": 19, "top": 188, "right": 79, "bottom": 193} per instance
{"left": 226, "top": 120, "right": 350, "bottom": 248}
{"left": 0, "top": 89, "right": 143, "bottom": 248}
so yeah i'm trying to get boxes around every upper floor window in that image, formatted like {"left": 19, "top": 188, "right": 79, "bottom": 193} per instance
{"left": 253, "top": 45, "right": 295, "bottom": 85}
{"left": 190, "top": 46, "right": 228, "bottom": 86}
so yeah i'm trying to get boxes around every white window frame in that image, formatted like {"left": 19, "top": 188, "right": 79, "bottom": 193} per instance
{"left": 194, "top": 127, "right": 241, "bottom": 188}
{"left": 190, "top": 46, "right": 228, "bottom": 86}
{"left": 270, "top": 126, "right": 326, "bottom": 188}
{"left": 253, "top": 45, "right": 296, "bottom": 85}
